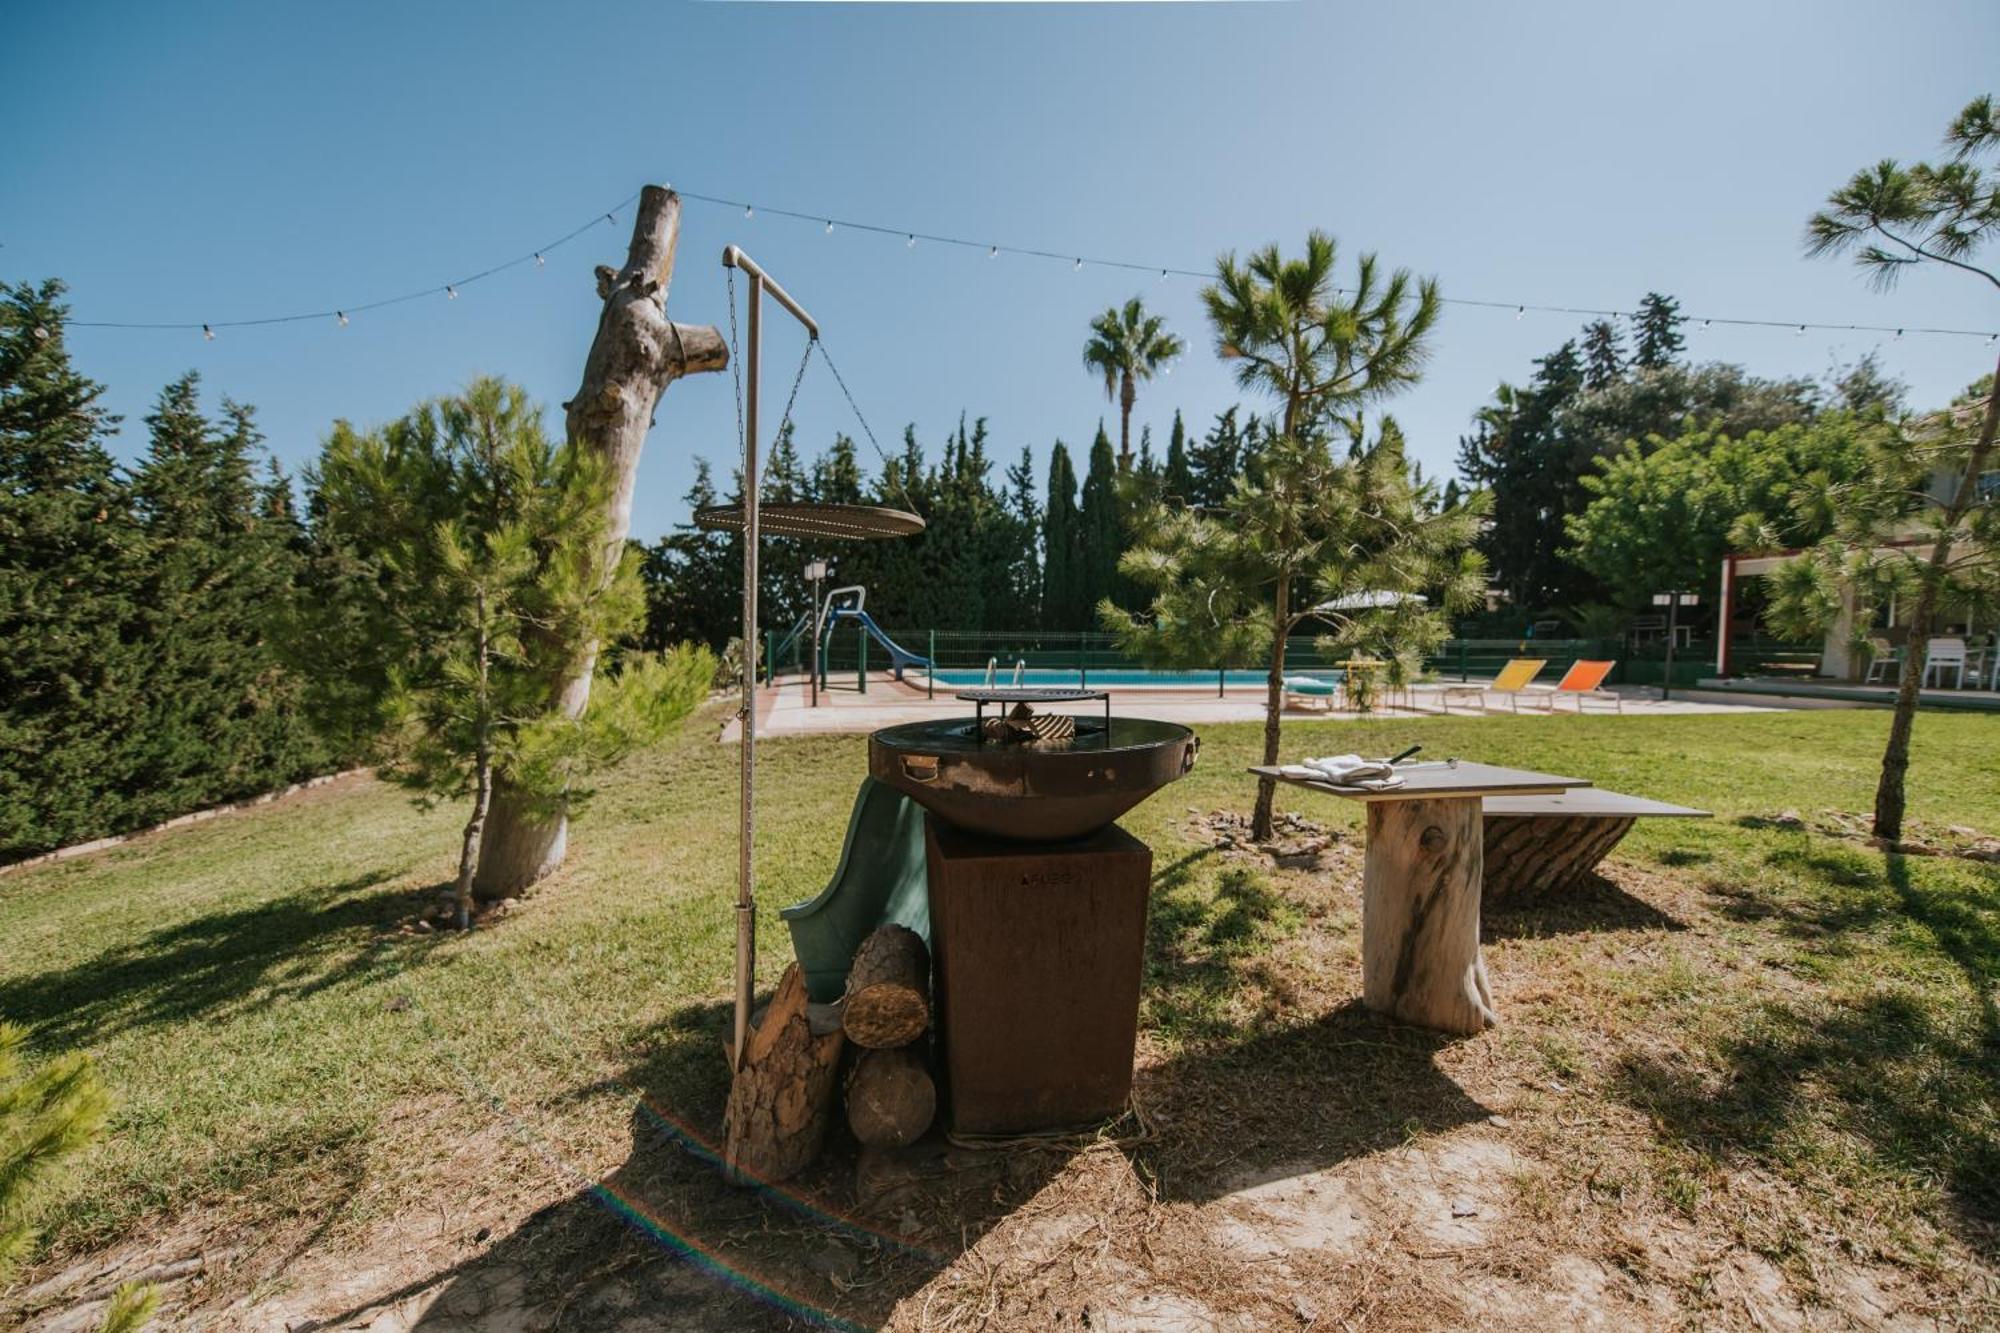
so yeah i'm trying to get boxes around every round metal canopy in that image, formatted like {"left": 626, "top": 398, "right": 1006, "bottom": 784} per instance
{"left": 693, "top": 501, "right": 924, "bottom": 541}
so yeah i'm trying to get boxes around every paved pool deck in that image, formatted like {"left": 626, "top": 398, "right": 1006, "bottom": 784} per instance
{"left": 720, "top": 672, "right": 1798, "bottom": 741}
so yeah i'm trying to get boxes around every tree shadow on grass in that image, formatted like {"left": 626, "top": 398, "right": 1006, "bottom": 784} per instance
{"left": 1483, "top": 871, "right": 1687, "bottom": 941}
{"left": 0, "top": 867, "right": 421, "bottom": 1046}
{"left": 1629, "top": 843, "right": 2000, "bottom": 1259}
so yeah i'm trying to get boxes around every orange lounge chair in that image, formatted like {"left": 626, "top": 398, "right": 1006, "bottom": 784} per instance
{"left": 1440, "top": 658, "right": 1545, "bottom": 713}
{"left": 1524, "top": 659, "right": 1622, "bottom": 713}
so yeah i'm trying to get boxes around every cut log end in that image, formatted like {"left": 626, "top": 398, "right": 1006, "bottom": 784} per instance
{"left": 845, "top": 1045, "right": 936, "bottom": 1148}
{"left": 843, "top": 924, "right": 931, "bottom": 1049}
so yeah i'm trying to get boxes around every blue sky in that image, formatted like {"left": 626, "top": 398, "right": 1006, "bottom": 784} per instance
{"left": 5, "top": 0, "right": 1996, "bottom": 541}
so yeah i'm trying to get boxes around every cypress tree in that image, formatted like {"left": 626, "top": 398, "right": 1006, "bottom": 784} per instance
{"left": 1163, "top": 410, "right": 1193, "bottom": 504}
{"left": 1078, "top": 423, "right": 1122, "bottom": 619}
{"left": 0, "top": 280, "right": 146, "bottom": 857}
{"left": 1005, "top": 444, "right": 1042, "bottom": 626}
{"left": 1043, "top": 441, "right": 1081, "bottom": 627}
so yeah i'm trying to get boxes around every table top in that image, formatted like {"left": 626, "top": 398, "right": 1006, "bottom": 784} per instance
{"left": 1483, "top": 790, "right": 1709, "bottom": 818}
{"left": 1250, "top": 761, "right": 1591, "bottom": 803}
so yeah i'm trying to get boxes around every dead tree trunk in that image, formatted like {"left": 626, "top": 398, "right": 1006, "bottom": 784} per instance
{"left": 1360, "top": 797, "right": 1496, "bottom": 1035}
{"left": 845, "top": 1045, "right": 936, "bottom": 1148}
{"left": 475, "top": 185, "right": 728, "bottom": 899}
{"left": 1481, "top": 815, "right": 1635, "bottom": 901}
{"left": 723, "top": 963, "right": 845, "bottom": 1185}
{"left": 841, "top": 924, "right": 930, "bottom": 1049}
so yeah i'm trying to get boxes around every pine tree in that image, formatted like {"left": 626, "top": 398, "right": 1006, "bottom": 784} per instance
{"left": 127, "top": 376, "right": 326, "bottom": 827}
{"left": 305, "top": 378, "right": 712, "bottom": 924}
{"left": 1582, "top": 319, "right": 1625, "bottom": 390}
{"left": 1632, "top": 292, "right": 1686, "bottom": 369}
{"left": 1043, "top": 441, "right": 1082, "bottom": 628}
{"left": 0, "top": 281, "right": 147, "bottom": 857}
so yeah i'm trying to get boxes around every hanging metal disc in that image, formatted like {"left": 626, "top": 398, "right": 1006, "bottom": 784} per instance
{"left": 693, "top": 501, "right": 924, "bottom": 541}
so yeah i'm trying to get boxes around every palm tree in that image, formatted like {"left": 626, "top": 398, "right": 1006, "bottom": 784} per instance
{"left": 1083, "top": 298, "right": 1184, "bottom": 471}
{"left": 1195, "top": 230, "right": 1443, "bottom": 839}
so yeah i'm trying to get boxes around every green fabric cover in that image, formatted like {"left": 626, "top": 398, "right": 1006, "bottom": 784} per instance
{"left": 780, "top": 776, "right": 932, "bottom": 1002}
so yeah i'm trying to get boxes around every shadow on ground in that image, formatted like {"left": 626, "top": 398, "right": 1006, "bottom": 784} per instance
{"left": 0, "top": 868, "right": 423, "bottom": 1045}
{"left": 1482, "top": 870, "right": 1687, "bottom": 940}
{"left": 1637, "top": 843, "right": 2000, "bottom": 1261}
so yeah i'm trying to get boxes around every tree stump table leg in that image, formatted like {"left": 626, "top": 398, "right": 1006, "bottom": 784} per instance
{"left": 1360, "top": 796, "right": 1497, "bottom": 1035}
{"left": 1482, "top": 815, "right": 1635, "bottom": 901}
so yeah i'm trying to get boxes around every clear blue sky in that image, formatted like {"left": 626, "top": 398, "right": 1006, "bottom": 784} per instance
{"left": 6, "top": 0, "right": 1995, "bottom": 541}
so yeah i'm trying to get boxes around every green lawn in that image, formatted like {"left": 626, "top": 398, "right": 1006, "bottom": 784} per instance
{"left": 4, "top": 705, "right": 1998, "bottom": 1325}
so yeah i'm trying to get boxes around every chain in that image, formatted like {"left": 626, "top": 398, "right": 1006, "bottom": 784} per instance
{"left": 725, "top": 266, "right": 745, "bottom": 457}
{"left": 772, "top": 339, "right": 814, "bottom": 452}
{"left": 816, "top": 340, "right": 920, "bottom": 514}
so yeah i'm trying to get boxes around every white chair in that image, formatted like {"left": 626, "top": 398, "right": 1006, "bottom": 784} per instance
{"left": 1863, "top": 636, "right": 1899, "bottom": 684}
{"left": 1923, "top": 638, "right": 1967, "bottom": 689}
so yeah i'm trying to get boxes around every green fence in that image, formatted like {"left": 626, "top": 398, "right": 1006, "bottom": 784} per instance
{"left": 795, "top": 626, "right": 1820, "bottom": 688}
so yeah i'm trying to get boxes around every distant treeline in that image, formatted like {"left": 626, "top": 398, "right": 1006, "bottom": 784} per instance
{"left": 635, "top": 407, "right": 1282, "bottom": 652}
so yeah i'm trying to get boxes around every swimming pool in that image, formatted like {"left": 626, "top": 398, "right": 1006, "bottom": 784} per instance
{"left": 929, "top": 667, "right": 1336, "bottom": 688}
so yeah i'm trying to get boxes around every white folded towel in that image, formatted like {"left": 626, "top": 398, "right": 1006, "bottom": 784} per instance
{"left": 1297, "top": 753, "right": 1405, "bottom": 790}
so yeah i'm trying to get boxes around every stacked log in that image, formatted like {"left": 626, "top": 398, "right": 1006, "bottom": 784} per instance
{"left": 722, "top": 963, "right": 844, "bottom": 1185}
{"left": 841, "top": 925, "right": 937, "bottom": 1152}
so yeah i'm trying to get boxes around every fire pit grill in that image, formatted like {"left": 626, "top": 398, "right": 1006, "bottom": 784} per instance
{"left": 869, "top": 713, "right": 1197, "bottom": 842}
{"left": 954, "top": 686, "right": 1111, "bottom": 732}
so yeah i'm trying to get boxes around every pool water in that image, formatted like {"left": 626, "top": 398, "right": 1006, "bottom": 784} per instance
{"left": 930, "top": 667, "right": 1331, "bottom": 688}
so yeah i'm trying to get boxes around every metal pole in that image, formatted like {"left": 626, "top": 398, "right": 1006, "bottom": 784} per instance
{"left": 1662, "top": 593, "right": 1678, "bottom": 703}
{"left": 809, "top": 569, "right": 821, "bottom": 708}
{"left": 732, "top": 272, "right": 763, "bottom": 1071}
{"left": 928, "top": 630, "right": 936, "bottom": 699}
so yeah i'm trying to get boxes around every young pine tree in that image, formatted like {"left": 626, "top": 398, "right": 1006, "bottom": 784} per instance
{"left": 302, "top": 379, "right": 713, "bottom": 927}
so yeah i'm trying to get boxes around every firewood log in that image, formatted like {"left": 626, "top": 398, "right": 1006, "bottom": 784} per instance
{"left": 723, "top": 963, "right": 843, "bottom": 1185}
{"left": 845, "top": 1044, "right": 936, "bottom": 1148}
{"left": 842, "top": 924, "right": 930, "bottom": 1049}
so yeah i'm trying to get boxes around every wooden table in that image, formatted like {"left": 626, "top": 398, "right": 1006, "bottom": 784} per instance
{"left": 1251, "top": 761, "right": 1589, "bottom": 1034}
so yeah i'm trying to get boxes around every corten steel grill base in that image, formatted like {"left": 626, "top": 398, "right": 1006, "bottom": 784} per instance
{"left": 925, "top": 818, "right": 1153, "bottom": 1136}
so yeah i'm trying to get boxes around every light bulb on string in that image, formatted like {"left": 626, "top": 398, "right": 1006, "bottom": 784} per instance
{"left": 1795, "top": 324, "right": 1805, "bottom": 336}
{"left": 447, "top": 285, "right": 459, "bottom": 301}
{"left": 534, "top": 252, "right": 545, "bottom": 268}
{"left": 336, "top": 311, "right": 348, "bottom": 327}
{"left": 824, "top": 220, "right": 834, "bottom": 234}
{"left": 744, "top": 204, "right": 754, "bottom": 219}
{"left": 1515, "top": 306, "right": 1525, "bottom": 320}
{"left": 1073, "top": 258, "right": 1083, "bottom": 271}
{"left": 1895, "top": 328, "right": 1904, "bottom": 341}
{"left": 202, "top": 324, "right": 214, "bottom": 341}
{"left": 906, "top": 234, "right": 917, "bottom": 248}
{"left": 988, "top": 245, "right": 999, "bottom": 259}
{"left": 602, "top": 213, "right": 614, "bottom": 226}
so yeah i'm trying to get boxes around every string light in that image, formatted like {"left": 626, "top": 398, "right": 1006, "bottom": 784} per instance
{"left": 744, "top": 204, "right": 754, "bottom": 219}
{"left": 202, "top": 324, "right": 214, "bottom": 340}
{"left": 446, "top": 285, "right": 458, "bottom": 300}
{"left": 336, "top": 311, "right": 348, "bottom": 327}
{"left": 63, "top": 183, "right": 2000, "bottom": 344}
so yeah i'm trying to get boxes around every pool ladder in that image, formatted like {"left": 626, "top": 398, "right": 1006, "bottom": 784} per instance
{"left": 980, "top": 658, "right": 1028, "bottom": 687}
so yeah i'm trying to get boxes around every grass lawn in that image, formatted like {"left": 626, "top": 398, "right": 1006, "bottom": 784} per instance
{"left": 3, "top": 704, "right": 1998, "bottom": 1329}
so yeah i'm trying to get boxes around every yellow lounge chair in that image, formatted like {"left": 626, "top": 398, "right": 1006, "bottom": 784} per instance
{"left": 1440, "top": 658, "right": 1545, "bottom": 713}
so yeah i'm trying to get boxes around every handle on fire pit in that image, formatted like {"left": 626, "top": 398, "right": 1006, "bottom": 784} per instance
{"left": 1181, "top": 734, "right": 1201, "bottom": 774}
{"left": 901, "top": 755, "right": 941, "bottom": 783}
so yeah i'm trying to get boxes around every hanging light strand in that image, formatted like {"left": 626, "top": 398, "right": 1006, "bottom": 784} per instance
{"left": 63, "top": 182, "right": 1999, "bottom": 343}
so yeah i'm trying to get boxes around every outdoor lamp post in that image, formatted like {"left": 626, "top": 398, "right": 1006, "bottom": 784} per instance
{"left": 805, "top": 557, "right": 829, "bottom": 708}
{"left": 1653, "top": 590, "right": 1698, "bottom": 701}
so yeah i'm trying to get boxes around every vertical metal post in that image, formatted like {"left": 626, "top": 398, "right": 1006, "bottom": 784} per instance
{"left": 732, "top": 273, "right": 763, "bottom": 1071}
{"left": 809, "top": 568, "right": 822, "bottom": 708}
{"left": 1662, "top": 592, "right": 1679, "bottom": 703}
{"left": 928, "top": 630, "right": 936, "bottom": 699}
{"left": 858, "top": 625, "right": 868, "bottom": 693}
{"left": 1218, "top": 664, "right": 1225, "bottom": 698}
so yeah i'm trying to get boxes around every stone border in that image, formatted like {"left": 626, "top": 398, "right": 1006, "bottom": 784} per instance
{"left": 0, "top": 769, "right": 370, "bottom": 879}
